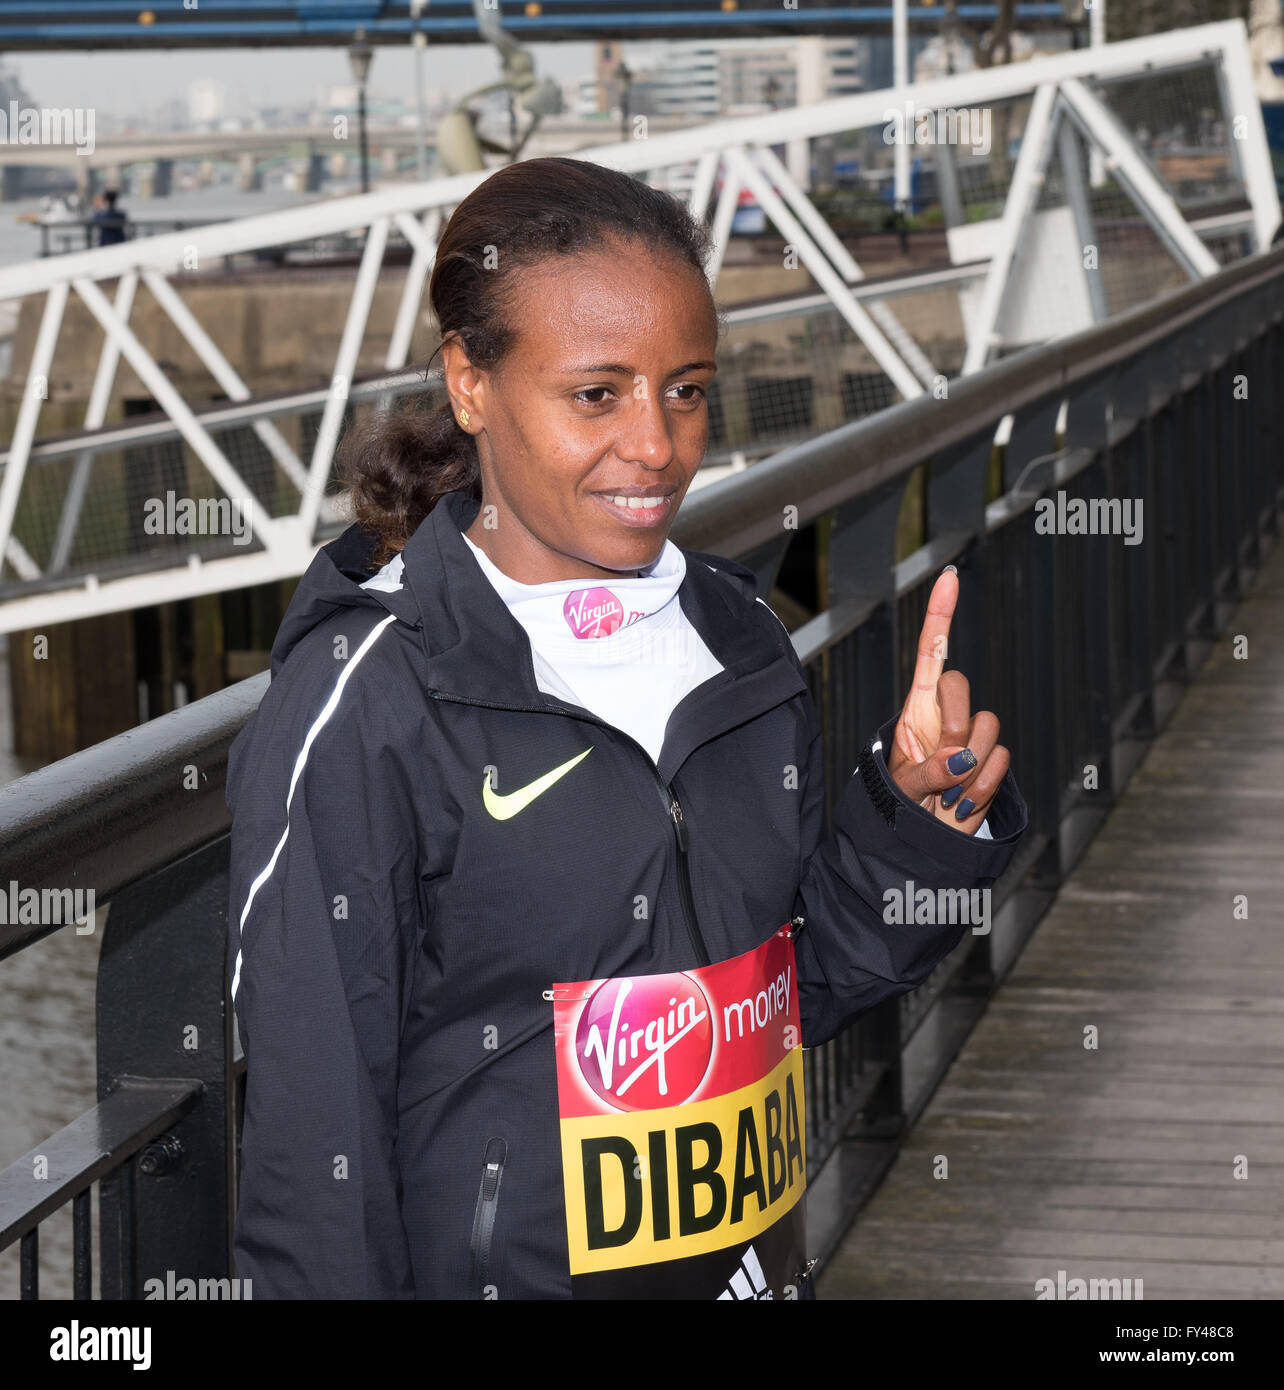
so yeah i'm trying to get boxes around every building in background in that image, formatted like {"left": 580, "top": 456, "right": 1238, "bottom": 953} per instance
{"left": 585, "top": 35, "right": 866, "bottom": 124}
{"left": 188, "top": 77, "right": 227, "bottom": 130}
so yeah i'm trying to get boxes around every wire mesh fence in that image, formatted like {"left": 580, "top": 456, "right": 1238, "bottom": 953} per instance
{"left": 0, "top": 47, "right": 1267, "bottom": 600}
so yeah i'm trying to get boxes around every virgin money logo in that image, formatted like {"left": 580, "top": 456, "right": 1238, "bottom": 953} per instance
{"left": 564, "top": 587, "right": 623, "bottom": 639}
{"left": 577, "top": 972, "right": 713, "bottom": 1111}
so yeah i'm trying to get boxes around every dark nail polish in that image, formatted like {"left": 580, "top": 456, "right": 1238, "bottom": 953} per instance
{"left": 940, "top": 784, "right": 965, "bottom": 808}
{"left": 947, "top": 749, "right": 977, "bottom": 776}
{"left": 955, "top": 798, "right": 975, "bottom": 820}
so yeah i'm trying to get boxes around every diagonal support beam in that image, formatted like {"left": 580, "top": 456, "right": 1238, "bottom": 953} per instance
{"left": 962, "top": 82, "right": 1061, "bottom": 376}
{"left": 706, "top": 155, "right": 742, "bottom": 289}
{"left": 51, "top": 272, "right": 139, "bottom": 574}
{"left": 1058, "top": 120, "right": 1108, "bottom": 325}
{"left": 1214, "top": 31, "right": 1281, "bottom": 252}
{"left": 751, "top": 143, "right": 936, "bottom": 386}
{"left": 1059, "top": 77, "right": 1220, "bottom": 280}
{"left": 688, "top": 150, "right": 721, "bottom": 225}
{"left": 300, "top": 216, "right": 390, "bottom": 539}
{"left": 726, "top": 147, "right": 924, "bottom": 400}
{"left": 387, "top": 208, "right": 441, "bottom": 371}
{"left": 751, "top": 143, "right": 862, "bottom": 281}
{"left": 5, "top": 536, "right": 40, "bottom": 582}
{"left": 139, "top": 268, "right": 327, "bottom": 517}
{"left": 0, "top": 280, "right": 67, "bottom": 575}
{"left": 73, "top": 276, "right": 285, "bottom": 558}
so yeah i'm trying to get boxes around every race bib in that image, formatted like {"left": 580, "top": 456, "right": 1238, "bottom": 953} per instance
{"left": 550, "top": 925, "right": 808, "bottom": 1299}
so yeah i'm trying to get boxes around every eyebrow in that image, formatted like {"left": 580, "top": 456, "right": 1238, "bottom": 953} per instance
{"left": 560, "top": 360, "right": 718, "bottom": 377}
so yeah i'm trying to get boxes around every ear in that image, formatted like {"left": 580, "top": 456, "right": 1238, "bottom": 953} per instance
{"left": 442, "top": 333, "right": 487, "bottom": 433}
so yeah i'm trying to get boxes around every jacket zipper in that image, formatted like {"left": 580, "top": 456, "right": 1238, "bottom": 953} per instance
{"left": 666, "top": 794, "right": 709, "bottom": 967}
{"left": 468, "top": 1136, "right": 507, "bottom": 1297}
{"left": 430, "top": 690, "right": 712, "bottom": 967}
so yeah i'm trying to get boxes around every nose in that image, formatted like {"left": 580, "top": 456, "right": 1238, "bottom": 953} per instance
{"left": 613, "top": 385, "right": 675, "bottom": 470}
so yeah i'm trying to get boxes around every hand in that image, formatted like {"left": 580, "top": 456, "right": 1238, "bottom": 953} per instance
{"left": 884, "top": 566, "right": 1011, "bottom": 836}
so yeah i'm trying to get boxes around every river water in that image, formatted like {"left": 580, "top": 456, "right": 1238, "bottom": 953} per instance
{"left": 0, "top": 635, "right": 110, "bottom": 1301}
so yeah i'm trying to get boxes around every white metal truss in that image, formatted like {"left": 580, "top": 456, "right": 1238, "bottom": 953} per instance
{"left": 1059, "top": 78, "right": 1221, "bottom": 279}
{"left": 961, "top": 82, "right": 1062, "bottom": 376}
{"left": 0, "top": 18, "right": 1273, "bottom": 634}
{"left": 298, "top": 215, "right": 391, "bottom": 540}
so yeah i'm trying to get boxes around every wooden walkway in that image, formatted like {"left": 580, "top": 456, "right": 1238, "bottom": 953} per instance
{"left": 818, "top": 537, "right": 1284, "bottom": 1300}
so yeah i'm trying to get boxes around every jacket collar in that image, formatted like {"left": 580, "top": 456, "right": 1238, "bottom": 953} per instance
{"left": 390, "top": 488, "right": 808, "bottom": 781}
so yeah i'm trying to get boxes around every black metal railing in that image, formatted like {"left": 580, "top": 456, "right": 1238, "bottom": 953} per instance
{"left": 3, "top": 243, "right": 1282, "bottom": 1295}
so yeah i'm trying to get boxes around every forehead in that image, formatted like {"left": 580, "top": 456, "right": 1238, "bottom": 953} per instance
{"left": 501, "top": 240, "right": 716, "bottom": 361}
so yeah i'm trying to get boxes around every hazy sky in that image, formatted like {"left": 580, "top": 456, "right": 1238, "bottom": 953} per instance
{"left": 9, "top": 41, "right": 663, "bottom": 118}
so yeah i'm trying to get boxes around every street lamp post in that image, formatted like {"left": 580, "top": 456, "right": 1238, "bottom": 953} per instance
{"left": 410, "top": 0, "right": 428, "bottom": 182}
{"left": 348, "top": 30, "right": 373, "bottom": 194}
{"left": 617, "top": 59, "right": 632, "bottom": 140}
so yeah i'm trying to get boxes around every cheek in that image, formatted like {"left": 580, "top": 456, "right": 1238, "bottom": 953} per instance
{"left": 674, "top": 409, "right": 710, "bottom": 454}
{"left": 498, "top": 400, "right": 605, "bottom": 478}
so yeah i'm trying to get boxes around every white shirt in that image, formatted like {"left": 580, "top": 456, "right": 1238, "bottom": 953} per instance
{"left": 457, "top": 530, "right": 724, "bottom": 766}
{"left": 361, "top": 533, "right": 992, "bottom": 837}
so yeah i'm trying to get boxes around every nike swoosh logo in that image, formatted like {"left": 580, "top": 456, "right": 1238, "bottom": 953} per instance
{"left": 482, "top": 746, "right": 594, "bottom": 820}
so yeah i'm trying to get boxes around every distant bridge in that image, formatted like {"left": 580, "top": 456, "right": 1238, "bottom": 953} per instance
{"left": 0, "top": 117, "right": 696, "bottom": 198}
{"left": 0, "top": 1, "right": 1073, "bottom": 50}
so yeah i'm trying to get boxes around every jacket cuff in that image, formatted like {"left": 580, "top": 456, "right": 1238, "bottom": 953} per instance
{"left": 855, "top": 713, "right": 1028, "bottom": 879}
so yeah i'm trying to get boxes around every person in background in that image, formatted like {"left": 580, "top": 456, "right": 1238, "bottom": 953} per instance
{"left": 91, "top": 189, "right": 127, "bottom": 247}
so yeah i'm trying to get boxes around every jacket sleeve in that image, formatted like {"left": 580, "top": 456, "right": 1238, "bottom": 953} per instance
{"left": 790, "top": 691, "right": 1029, "bottom": 1048}
{"left": 226, "top": 647, "right": 420, "bottom": 1298}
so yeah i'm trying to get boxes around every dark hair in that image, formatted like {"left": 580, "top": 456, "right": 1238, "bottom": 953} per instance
{"left": 339, "top": 157, "right": 715, "bottom": 567}
{"left": 103, "top": 189, "right": 118, "bottom": 206}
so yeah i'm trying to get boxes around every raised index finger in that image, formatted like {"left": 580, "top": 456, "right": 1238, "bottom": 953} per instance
{"left": 911, "top": 567, "right": 959, "bottom": 695}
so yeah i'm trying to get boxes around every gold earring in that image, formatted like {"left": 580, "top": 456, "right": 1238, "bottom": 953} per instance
{"left": 458, "top": 408, "right": 470, "bottom": 428}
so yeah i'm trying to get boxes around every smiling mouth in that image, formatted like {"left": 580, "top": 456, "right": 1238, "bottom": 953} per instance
{"left": 591, "top": 491, "right": 676, "bottom": 527}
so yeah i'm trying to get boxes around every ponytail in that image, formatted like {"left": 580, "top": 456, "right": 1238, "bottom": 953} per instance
{"left": 338, "top": 394, "right": 481, "bottom": 569}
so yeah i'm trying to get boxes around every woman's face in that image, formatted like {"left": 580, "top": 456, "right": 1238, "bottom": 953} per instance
{"left": 447, "top": 235, "right": 719, "bottom": 584}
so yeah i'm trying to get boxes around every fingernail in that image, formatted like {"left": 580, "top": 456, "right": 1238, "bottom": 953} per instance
{"left": 943, "top": 564, "right": 958, "bottom": 576}
{"left": 947, "top": 749, "right": 977, "bottom": 775}
{"left": 954, "top": 797, "right": 975, "bottom": 820}
{"left": 940, "top": 783, "right": 965, "bottom": 808}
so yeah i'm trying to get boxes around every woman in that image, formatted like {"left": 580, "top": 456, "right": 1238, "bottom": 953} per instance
{"left": 225, "top": 157, "right": 1027, "bottom": 1301}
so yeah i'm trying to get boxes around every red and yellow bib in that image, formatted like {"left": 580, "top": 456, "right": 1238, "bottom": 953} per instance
{"left": 550, "top": 926, "right": 808, "bottom": 1298}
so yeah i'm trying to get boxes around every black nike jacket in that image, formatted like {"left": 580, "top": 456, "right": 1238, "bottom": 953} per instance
{"left": 224, "top": 485, "right": 1029, "bottom": 1299}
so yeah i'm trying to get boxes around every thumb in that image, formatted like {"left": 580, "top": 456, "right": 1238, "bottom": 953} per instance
{"left": 892, "top": 745, "right": 972, "bottom": 804}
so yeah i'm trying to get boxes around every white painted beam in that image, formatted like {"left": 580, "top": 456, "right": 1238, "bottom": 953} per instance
{"left": 726, "top": 147, "right": 923, "bottom": 400}
{"left": 1059, "top": 78, "right": 1220, "bottom": 279}
{"left": 962, "top": 83, "right": 1061, "bottom": 376}
{"left": 299, "top": 216, "right": 390, "bottom": 539}
{"left": 0, "top": 281, "right": 66, "bottom": 572}
{"left": 73, "top": 277, "right": 285, "bottom": 557}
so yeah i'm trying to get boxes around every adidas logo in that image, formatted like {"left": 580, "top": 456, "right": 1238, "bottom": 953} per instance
{"left": 717, "top": 1244, "right": 772, "bottom": 1300}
